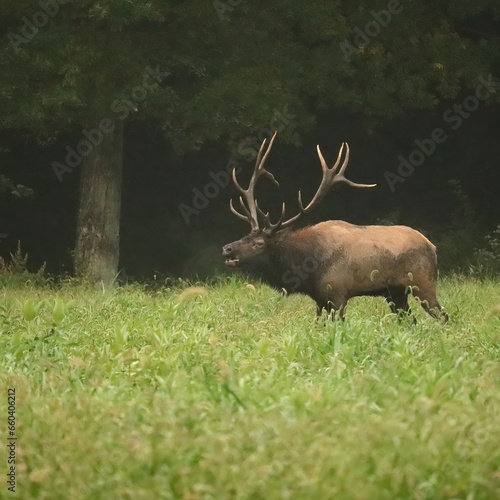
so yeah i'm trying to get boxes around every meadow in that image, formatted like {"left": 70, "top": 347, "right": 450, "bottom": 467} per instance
{"left": 1, "top": 275, "right": 499, "bottom": 499}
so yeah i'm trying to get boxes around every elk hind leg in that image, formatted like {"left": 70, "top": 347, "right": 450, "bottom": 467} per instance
{"left": 385, "top": 287, "right": 414, "bottom": 322}
{"left": 413, "top": 285, "right": 448, "bottom": 322}
{"left": 316, "top": 297, "right": 347, "bottom": 321}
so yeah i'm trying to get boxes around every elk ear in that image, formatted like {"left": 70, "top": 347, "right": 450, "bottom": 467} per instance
{"left": 264, "top": 226, "right": 286, "bottom": 236}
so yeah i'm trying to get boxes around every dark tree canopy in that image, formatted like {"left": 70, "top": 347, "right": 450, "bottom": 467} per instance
{"left": 1, "top": 1, "right": 498, "bottom": 140}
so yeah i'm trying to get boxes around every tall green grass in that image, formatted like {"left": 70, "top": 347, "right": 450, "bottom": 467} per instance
{"left": 1, "top": 276, "right": 499, "bottom": 499}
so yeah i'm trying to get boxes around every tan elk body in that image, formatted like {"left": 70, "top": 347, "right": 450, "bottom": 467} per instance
{"left": 222, "top": 132, "right": 447, "bottom": 321}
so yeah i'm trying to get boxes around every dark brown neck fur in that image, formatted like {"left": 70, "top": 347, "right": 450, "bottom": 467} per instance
{"left": 243, "top": 226, "right": 328, "bottom": 294}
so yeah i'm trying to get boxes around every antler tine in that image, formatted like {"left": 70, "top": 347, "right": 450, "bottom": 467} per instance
{"left": 297, "top": 190, "right": 306, "bottom": 212}
{"left": 230, "top": 198, "right": 253, "bottom": 224}
{"left": 231, "top": 167, "right": 246, "bottom": 195}
{"left": 256, "top": 200, "right": 286, "bottom": 231}
{"left": 336, "top": 142, "right": 350, "bottom": 176}
{"left": 317, "top": 142, "right": 350, "bottom": 180}
{"left": 279, "top": 141, "right": 376, "bottom": 230}
{"left": 256, "top": 131, "right": 278, "bottom": 175}
{"left": 229, "top": 174, "right": 259, "bottom": 229}
{"left": 237, "top": 196, "right": 252, "bottom": 218}
{"left": 249, "top": 131, "right": 280, "bottom": 190}
{"left": 254, "top": 134, "right": 270, "bottom": 175}
{"left": 229, "top": 131, "right": 280, "bottom": 231}
{"left": 324, "top": 142, "right": 375, "bottom": 188}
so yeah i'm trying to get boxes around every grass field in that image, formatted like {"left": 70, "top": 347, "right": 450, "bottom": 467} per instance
{"left": 1, "top": 275, "right": 499, "bottom": 499}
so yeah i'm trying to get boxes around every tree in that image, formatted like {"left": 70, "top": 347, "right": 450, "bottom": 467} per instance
{"left": 0, "top": 1, "right": 310, "bottom": 283}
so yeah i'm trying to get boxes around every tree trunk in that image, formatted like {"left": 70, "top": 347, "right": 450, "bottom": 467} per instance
{"left": 74, "top": 120, "right": 123, "bottom": 285}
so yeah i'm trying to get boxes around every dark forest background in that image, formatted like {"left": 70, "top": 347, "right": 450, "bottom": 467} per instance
{"left": 0, "top": 0, "right": 499, "bottom": 281}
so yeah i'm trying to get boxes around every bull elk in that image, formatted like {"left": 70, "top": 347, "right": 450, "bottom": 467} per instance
{"left": 222, "top": 132, "right": 448, "bottom": 321}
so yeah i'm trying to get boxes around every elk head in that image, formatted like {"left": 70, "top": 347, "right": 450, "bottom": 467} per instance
{"left": 222, "top": 132, "right": 376, "bottom": 269}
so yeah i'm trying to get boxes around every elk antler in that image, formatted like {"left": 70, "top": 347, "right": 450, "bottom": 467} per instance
{"left": 277, "top": 142, "right": 376, "bottom": 230}
{"left": 230, "top": 131, "right": 280, "bottom": 230}
{"left": 229, "top": 135, "right": 376, "bottom": 232}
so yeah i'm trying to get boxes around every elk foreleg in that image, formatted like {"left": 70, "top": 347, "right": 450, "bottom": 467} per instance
{"left": 316, "top": 297, "right": 347, "bottom": 321}
{"left": 384, "top": 287, "right": 414, "bottom": 322}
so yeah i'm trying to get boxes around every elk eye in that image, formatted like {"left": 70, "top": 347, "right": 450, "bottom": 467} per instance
{"left": 253, "top": 240, "right": 265, "bottom": 249}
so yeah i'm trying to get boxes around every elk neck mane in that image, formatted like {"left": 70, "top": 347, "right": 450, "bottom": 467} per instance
{"left": 244, "top": 224, "right": 332, "bottom": 290}
{"left": 271, "top": 225, "right": 327, "bottom": 262}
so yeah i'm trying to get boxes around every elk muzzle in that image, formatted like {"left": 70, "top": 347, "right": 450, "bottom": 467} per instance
{"left": 222, "top": 243, "right": 240, "bottom": 267}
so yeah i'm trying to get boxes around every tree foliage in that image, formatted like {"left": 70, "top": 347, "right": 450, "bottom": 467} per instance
{"left": 0, "top": 0, "right": 498, "bottom": 145}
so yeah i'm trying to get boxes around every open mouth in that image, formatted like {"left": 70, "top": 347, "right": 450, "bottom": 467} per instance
{"left": 224, "top": 258, "right": 240, "bottom": 267}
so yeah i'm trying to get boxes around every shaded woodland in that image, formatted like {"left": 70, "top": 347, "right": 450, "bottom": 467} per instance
{"left": 0, "top": 0, "right": 499, "bottom": 280}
